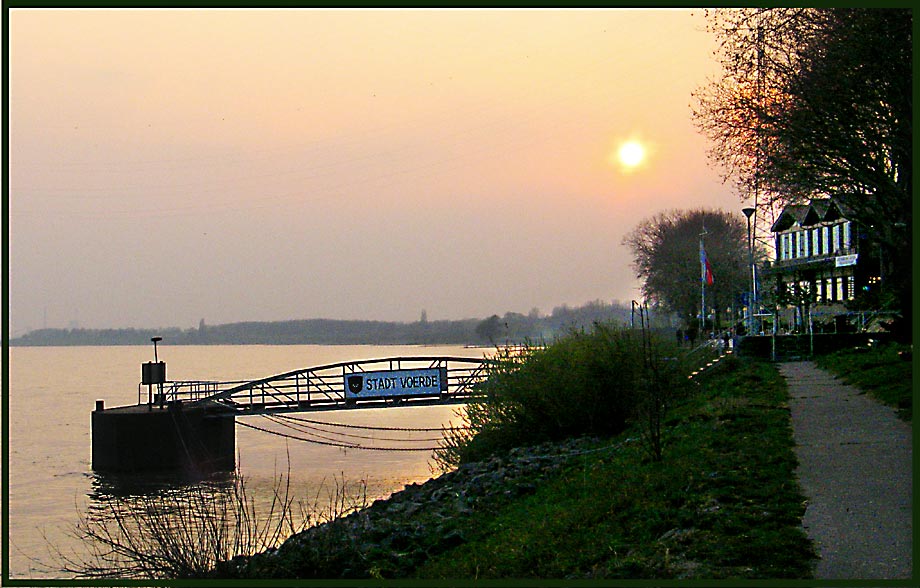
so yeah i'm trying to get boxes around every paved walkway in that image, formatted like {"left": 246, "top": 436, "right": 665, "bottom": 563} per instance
{"left": 780, "top": 361, "right": 912, "bottom": 580}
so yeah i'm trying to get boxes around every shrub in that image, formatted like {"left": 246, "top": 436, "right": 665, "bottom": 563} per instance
{"left": 437, "top": 324, "right": 689, "bottom": 467}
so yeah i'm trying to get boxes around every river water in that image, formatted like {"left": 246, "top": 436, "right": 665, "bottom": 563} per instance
{"left": 6, "top": 344, "right": 488, "bottom": 579}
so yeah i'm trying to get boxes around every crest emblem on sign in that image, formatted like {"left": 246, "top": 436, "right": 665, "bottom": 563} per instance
{"left": 347, "top": 375, "right": 364, "bottom": 394}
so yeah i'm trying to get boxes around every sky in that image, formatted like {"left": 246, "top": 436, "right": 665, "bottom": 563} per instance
{"left": 7, "top": 8, "right": 744, "bottom": 334}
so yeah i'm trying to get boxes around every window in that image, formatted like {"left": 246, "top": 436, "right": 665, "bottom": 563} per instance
{"left": 843, "top": 221, "right": 851, "bottom": 250}
{"left": 836, "top": 276, "right": 845, "bottom": 301}
{"left": 832, "top": 225, "right": 840, "bottom": 254}
{"left": 812, "top": 229, "right": 821, "bottom": 256}
{"left": 822, "top": 226, "right": 830, "bottom": 255}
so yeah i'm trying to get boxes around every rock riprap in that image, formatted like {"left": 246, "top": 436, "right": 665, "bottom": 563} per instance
{"left": 213, "top": 437, "right": 604, "bottom": 579}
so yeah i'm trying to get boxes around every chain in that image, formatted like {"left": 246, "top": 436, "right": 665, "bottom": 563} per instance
{"left": 237, "top": 419, "right": 443, "bottom": 452}
{"left": 264, "top": 414, "right": 447, "bottom": 443}
{"left": 271, "top": 412, "right": 469, "bottom": 432}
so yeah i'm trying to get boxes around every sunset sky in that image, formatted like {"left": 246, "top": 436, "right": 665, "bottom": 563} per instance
{"left": 8, "top": 8, "right": 745, "bottom": 333}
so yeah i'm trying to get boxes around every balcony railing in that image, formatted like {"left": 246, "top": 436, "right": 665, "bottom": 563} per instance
{"left": 766, "top": 247, "right": 858, "bottom": 272}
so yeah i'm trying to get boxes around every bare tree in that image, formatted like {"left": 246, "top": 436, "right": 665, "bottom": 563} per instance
{"left": 692, "top": 8, "right": 824, "bottom": 200}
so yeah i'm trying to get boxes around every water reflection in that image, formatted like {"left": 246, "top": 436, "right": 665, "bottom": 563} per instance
{"left": 88, "top": 468, "right": 235, "bottom": 501}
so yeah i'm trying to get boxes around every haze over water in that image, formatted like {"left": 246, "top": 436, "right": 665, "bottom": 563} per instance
{"left": 9, "top": 8, "right": 741, "bottom": 336}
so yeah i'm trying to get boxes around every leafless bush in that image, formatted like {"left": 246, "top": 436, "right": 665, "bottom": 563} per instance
{"left": 56, "top": 463, "right": 368, "bottom": 580}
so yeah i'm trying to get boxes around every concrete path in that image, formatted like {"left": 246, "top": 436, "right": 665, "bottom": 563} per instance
{"left": 780, "top": 361, "right": 912, "bottom": 580}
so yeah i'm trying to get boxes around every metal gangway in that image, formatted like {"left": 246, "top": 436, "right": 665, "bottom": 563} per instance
{"left": 139, "top": 356, "right": 493, "bottom": 416}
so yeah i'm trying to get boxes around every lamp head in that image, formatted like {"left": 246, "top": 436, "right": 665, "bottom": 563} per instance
{"left": 742, "top": 207, "right": 756, "bottom": 219}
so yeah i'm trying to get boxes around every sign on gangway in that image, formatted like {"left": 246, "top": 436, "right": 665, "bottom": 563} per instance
{"left": 344, "top": 367, "right": 448, "bottom": 399}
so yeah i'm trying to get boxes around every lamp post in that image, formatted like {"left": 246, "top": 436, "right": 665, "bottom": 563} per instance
{"left": 742, "top": 207, "right": 756, "bottom": 335}
{"left": 151, "top": 336, "right": 162, "bottom": 362}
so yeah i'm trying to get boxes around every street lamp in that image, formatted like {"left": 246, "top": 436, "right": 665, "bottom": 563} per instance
{"left": 742, "top": 207, "right": 756, "bottom": 335}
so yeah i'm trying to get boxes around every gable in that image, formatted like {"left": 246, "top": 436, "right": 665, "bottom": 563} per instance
{"left": 770, "top": 205, "right": 809, "bottom": 232}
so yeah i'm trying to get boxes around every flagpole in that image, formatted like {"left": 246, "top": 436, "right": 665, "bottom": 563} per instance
{"left": 700, "top": 229, "right": 707, "bottom": 335}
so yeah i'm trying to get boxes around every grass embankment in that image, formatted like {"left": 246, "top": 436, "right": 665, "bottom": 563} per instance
{"left": 415, "top": 356, "right": 816, "bottom": 579}
{"left": 813, "top": 343, "right": 913, "bottom": 421}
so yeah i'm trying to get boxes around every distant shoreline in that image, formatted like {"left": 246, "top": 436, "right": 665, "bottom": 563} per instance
{"left": 9, "top": 302, "right": 637, "bottom": 348}
{"left": 8, "top": 318, "right": 480, "bottom": 347}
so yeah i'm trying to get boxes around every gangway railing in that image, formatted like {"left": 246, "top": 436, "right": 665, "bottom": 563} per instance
{"left": 140, "top": 356, "right": 492, "bottom": 415}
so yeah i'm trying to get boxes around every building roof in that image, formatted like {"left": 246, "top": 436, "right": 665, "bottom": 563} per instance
{"left": 771, "top": 204, "right": 810, "bottom": 232}
{"left": 809, "top": 198, "right": 830, "bottom": 218}
{"left": 770, "top": 197, "right": 851, "bottom": 233}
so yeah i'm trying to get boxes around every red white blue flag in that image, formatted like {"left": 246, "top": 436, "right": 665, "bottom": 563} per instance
{"left": 700, "top": 242, "right": 714, "bottom": 285}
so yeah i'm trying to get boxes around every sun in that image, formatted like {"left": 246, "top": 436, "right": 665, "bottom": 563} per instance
{"left": 617, "top": 141, "right": 646, "bottom": 168}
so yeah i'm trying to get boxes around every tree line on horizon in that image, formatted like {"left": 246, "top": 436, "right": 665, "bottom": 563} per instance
{"left": 10, "top": 300, "right": 645, "bottom": 347}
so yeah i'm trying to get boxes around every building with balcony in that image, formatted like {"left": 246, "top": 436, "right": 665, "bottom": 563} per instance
{"left": 764, "top": 197, "right": 881, "bottom": 332}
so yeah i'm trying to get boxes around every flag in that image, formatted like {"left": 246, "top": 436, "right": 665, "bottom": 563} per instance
{"left": 700, "top": 241, "right": 714, "bottom": 285}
